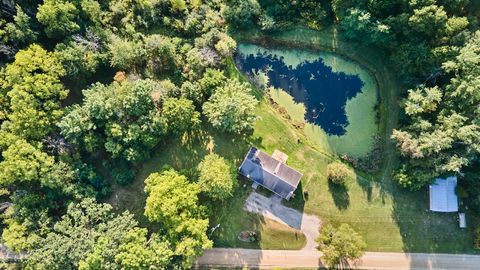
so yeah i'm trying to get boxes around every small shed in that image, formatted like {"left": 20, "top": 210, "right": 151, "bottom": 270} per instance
{"left": 429, "top": 176, "right": 458, "bottom": 212}
{"left": 238, "top": 147, "right": 302, "bottom": 200}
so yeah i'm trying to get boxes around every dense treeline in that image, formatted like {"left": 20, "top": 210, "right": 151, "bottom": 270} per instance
{"left": 0, "top": 0, "right": 248, "bottom": 268}
{"left": 225, "top": 0, "right": 480, "bottom": 237}
{"left": 0, "top": 0, "right": 480, "bottom": 268}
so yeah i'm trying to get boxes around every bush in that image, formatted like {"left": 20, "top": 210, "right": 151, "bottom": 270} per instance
{"left": 326, "top": 162, "right": 351, "bottom": 184}
{"left": 475, "top": 227, "right": 480, "bottom": 249}
{"left": 456, "top": 185, "right": 469, "bottom": 199}
{"left": 111, "top": 160, "right": 136, "bottom": 186}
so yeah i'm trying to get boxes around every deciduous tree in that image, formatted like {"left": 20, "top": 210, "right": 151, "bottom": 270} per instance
{"left": 203, "top": 79, "right": 258, "bottom": 133}
{"left": 316, "top": 224, "right": 366, "bottom": 268}
{"left": 197, "top": 153, "right": 236, "bottom": 200}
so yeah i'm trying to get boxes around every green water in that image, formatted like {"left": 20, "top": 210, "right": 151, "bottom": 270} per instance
{"left": 238, "top": 44, "right": 379, "bottom": 157}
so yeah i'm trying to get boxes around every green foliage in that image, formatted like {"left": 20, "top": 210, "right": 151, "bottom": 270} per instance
{"left": 108, "top": 36, "right": 146, "bottom": 70}
{"left": 114, "top": 228, "right": 173, "bottom": 270}
{"left": 59, "top": 79, "right": 167, "bottom": 162}
{"left": 2, "top": 213, "right": 39, "bottom": 252}
{"left": 110, "top": 160, "right": 136, "bottom": 186}
{"left": 0, "top": 44, "right": 68, "bottom": 140}
{"left": 326, "top": 162, "right": 351, "bottom": 185}
{"left": 316, "top": 224, "right": 366, "bottom": 267}
{"left": 392, "top": 31, "right": 480, "bottom": 189}
{"left": 144, "top": 169, "right": 212, "bottom": 268}
{"left": 0, "top": 139, "right": 75, "bottom": 190}
{"left": 214, "top": 33, "right": 237, "bottom": 57}
{"left": 25, "top": 198, "right": 138, "bottom": 270}
{"left": 162, "top": 97, "right": 201, "bottom": 134}
{"left": 408, "top": 5, "right": 447, "bottom": 39}
{"left": 341, "top": 8, "right": 391, "bottom": 45}
{"left": 475, "top": 227, "right": 480, "bottom": 250}
{"left": 198, "top": 68, "right": 227, "bottom": 97}
{"left": 0, "top": 5, "right": 37, "bottom": 47}
{"left": 197, "top": 153, "right": 236, "bottom": 200}
{"left": 224, "top": 0, "right": 261, "bottom": 30}
{"left": 54, "top": 35, "right": 105, "bottom": 79}
{"left": 203, "top": 79, "right": 258, "bottom": 133}
{"left": 404, "top": 86, "right": 443, "bottom": 116}
{"left": 145, "top": 34, "right": 182, "bottom": 75}
{"left": 36, "top": 0, "right": 80, "bottom": 38}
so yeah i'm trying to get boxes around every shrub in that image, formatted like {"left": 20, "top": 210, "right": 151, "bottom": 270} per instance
{"left": 456, "top": 185, "right": 469, "bottom": 199}
{"left": 111, "top": 160, "right": 136, "bottom": 186}
{"left": 326, "top": 162, "right": 351, "bottom": 184}
{"left": 475, "top": 227, "right": 480, "bottom": 249}
{"left": 197, "top": 153, "right": 236, "bottom": 200}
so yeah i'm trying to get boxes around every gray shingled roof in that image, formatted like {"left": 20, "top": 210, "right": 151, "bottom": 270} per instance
{"left": 238, "top": 147, "right": 302, "bottom": 199}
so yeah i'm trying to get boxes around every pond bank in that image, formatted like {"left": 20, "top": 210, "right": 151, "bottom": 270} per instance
{"left": 235, "top": 43, "right": 379, "bottom": 157}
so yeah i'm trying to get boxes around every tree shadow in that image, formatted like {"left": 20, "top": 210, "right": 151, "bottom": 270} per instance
{"left": 328, "top": 181, "right": 350, "bottom": 210}
{"left": 355, "top": 173, "right": 374, "bottom": 203}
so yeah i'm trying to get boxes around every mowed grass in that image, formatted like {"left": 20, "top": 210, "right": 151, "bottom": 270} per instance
{"left": 107, "top": 108, "right": 306, "bottom": 250}
{"left": 109, "top": 26, "right": 476, "bottom": 253}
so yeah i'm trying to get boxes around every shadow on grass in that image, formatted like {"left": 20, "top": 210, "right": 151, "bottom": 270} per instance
{"left": 208, "top": 178, "right": 307, "bottom": 250}
{"left": 390, "top": 184, "right": 477, "bottom": 254}
{"left": 283, "top": 181, "right": 306, "bottom": 214}
{"left": 108, "top": 123, "right": 264, "bottom": 229}
{"left": 328, "top": 180, "right": 350, "bottom": 210}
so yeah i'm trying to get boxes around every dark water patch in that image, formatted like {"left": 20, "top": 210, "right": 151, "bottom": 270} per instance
{"left": 236, "top": 48, "right": 364, "bottom": 136}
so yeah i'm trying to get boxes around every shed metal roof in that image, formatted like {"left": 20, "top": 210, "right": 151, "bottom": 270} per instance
{"left": 238, "top": 147, "right": 302, "bottom": 199}
{"left": 429, "top": 176, "right": 458, "bottom": 212}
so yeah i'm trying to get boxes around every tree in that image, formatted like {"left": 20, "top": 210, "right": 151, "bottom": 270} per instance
{"left": 197, "top": 68, "right": 226, "bottom": 97}
{"left": 25, "top": 198, "right": 138, "bottom": 270}
{"left": 197, "top": 153, "right": 236, "bottom": 200}
{"left": 326, "top": 162, "right": 351, "bottom": 185}
{"left": 108, "top": 36, "right": 146, "bottom": 70}
{"left": 341, "top": 8, "right": 391, "bottom": 46}
{"left": 114, "top": 228, "right": 173, "bottom": 270}
{"left": 408, "top": 5, "right": 447, "bottom": 39}
{"left": 223, "top": 0, "right": 261, "bottom": 29}
{"left": 0, "top": 139, "right": 75, "bottom": 190}
{"left": 162, "top": 97, "right": 200, "bottom": 134}
{"left": 392, "top": 31, "right": 480, "bottom": 189}
{"left": 202, "top": 79, "right": 258, "bottom": 133}
{"left": 316, "top": 224, "right": 366, "bottom": 268}
{"left": 0, "top": 5, "right": 37, "bottom": 47}
{"left": 59, "top": 79, "right": 167, "bottom": 162}
{"left": 404, "top": 86, "right": 443, "bottom": 116}
{"left": 55, "top": 30, "right": 105, "bottom": 79}
{"left": 214, "top": 33, "right": 237, "bottom": 57}
{"left": 36, "top": 0, "right": 80, "bottom": 38}
{"left": 144, "top": 169, "right": 212, "bottom": 268}
{"left": 0, "top": 44, "right": 68, "bottom": 140}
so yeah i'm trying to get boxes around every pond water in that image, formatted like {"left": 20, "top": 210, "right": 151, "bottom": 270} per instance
{"left": 236, "top": 44, "right": 378, "bottom": 157}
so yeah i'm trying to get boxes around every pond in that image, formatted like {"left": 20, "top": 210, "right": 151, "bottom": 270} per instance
{"left": 236, "top": 44, "right": 379, "bottom": 157}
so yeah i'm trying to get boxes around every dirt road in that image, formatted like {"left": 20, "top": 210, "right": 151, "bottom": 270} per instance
{"left": 195, "top": 248, "right": 480, "bottom": 269}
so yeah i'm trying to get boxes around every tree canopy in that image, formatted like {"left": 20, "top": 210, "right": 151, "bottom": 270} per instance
{"left": 203, "top": 79, "right": 258, "bottom": 133}
{"left": 316, "top": 224, "right": 366, "bottom": 267}
{"left": 197, "top": 153, "right": 236, "bottom": 200}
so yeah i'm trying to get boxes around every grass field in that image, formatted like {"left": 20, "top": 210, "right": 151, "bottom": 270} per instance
{"left": 108, "top": 26, "right": 476, "bottom": 253}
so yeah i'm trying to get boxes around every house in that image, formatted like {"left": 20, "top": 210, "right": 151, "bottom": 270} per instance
{"left": 238, "top": 147, "right": 302, "bottom": 200}
{"left": 429, "top": 176, "right": 458, "bottom": 212}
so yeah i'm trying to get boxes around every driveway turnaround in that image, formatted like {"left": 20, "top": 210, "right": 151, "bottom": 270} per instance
{"left": 195, "top": 248, "right": 480, "bottom": 270}
{"left": 244, "top": 192, "right": 321, "bottom": 250}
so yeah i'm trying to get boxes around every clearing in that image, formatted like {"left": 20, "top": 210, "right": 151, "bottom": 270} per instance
{"left": 108, "top": 26, "right": 476, "bottom": 253}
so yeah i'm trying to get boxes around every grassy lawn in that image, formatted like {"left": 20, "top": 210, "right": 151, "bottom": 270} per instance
{"left": 108, "top": 26, "right": 476, "bottom": 254}
{"left": 107, "top": 107, "right": 306, "bottom": 250}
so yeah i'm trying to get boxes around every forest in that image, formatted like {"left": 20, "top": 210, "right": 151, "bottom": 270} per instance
{"left": 0, "top": 0, "right": 479, "bottom": 269}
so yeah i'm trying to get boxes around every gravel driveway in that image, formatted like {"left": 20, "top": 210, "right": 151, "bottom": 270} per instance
{"left": 244, "top": 192, "right": 321, "bottom": 250}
